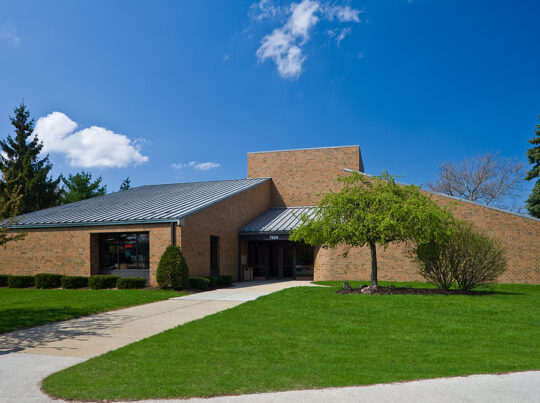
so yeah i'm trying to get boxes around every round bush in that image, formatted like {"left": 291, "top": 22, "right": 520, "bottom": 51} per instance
{"left": 188, "top": 277, "right": 211, "bottom": 290}
{"left": 156, "top": 245, "right": 189, "bottom": 290}
{"left": 117, "top": 277, "right": 147, "bottom": 289}
{"left": 35, "top": 273, "right": 64, "bottom": 289}
{"left": 8, "top": 275, "right": 35, "bottom": 288}
{"left": 415, "top": 221, "right": 507, "bottom": 291}
{"left": 61, "top": 276, "right": 89, "bottom": 289}
{"left": 88, "top": 275, "right": 120, "bottom": 290}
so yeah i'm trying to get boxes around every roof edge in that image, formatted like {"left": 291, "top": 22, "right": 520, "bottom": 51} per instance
{"left": 248, "top": 145, "right": 359, "bottom": 154}
{"left": 343, "top": 168, "right": 540, "bottom": 223}
{"left": 9, "top": 218, "right": 181, "bottom": 230}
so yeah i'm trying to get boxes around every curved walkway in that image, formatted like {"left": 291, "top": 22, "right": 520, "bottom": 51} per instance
{"left": 1, "top": 281, "right": 538, "bottom": 402}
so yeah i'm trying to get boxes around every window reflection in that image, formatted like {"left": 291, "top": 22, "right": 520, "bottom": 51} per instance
{"left": 99, "top": 233, "right": 149, "bottom": 271}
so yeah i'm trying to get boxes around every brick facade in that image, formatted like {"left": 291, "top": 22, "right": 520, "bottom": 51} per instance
{"left": 179, "top": 180, "right": 271, "bottom": 280}
{"left": 0, "top": 223, "right": 171, "bottom": 286}
{"left": 248, "top": 146, "right": 363, "bottom": 207}
{"left": 248, "top": 146, "right": 540, "bottom": 285}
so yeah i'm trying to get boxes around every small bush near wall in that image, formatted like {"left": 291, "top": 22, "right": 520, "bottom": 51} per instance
{"left": 0, "top": 275, "right": 10, "bottom": 287}
{"left": 61, "top": 276, "right": 89, "bottom": 289}
{"left": 117, "top": 277, "right": 147, "bottom": 289}
{"left": 8, "top": 275, "right": 35, "bottom": 288}
{"left": 415, "top": 221, "right": 508, "bottom": 291}
{"left": 35, "top": 273, "right": 64, "bottom": 289}
{"left": 156, "top": 245, "right": 189, "bottom": 290}
{"left": 189, "top": 277, "right": 211, "bottom": 290}
{"left": 220, "top": 275, "right": 234, "bottom": 287}
{"left": 88, "top": 275, "right": 120, "bottom": 290}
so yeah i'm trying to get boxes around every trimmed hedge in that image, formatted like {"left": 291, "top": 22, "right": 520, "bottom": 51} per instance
{"left": 88, "top": 275, "right": 120, "bottom": 290}
{"left": 8, "top": 275, "right": 35, "bottom": 288}
{"left": 35, "top": 273, "right": 64, "bottom": 289}
{"left": 156, "top": 245, "right": 189, "bottom": 290}
{"left": 189, "top": 277, "right": 211, "bottom": 290}
{"left": 189, "top": 275, "right": 233, "bottom": 290}
{"left": 117, "top": 277, "right": 147, "bottom": 289}
{"left": 0, "top": 274, "right": 10, "bottom": 287}
{"left": 61, "top": 276, "right": 89, "bottom": 289}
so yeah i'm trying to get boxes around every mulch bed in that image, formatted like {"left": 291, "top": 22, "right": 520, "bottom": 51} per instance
{"left": 337, "top": 285, "right": 470, "bottom": 295}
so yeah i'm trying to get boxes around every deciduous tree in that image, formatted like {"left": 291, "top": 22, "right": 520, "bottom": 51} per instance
{"left": 0, "top": 177, "right": 26, "bottom": 247}
{"left": 290, "top": 172, "right": 455, "bottom": 288}
{"left": 428, "top": 153, "right": 525, "bottom": 208}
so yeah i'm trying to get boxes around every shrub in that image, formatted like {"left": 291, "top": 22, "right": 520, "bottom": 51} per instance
{"left": 208, "top": 276, "right": 220, "bottom": 289}
{"left": 35, "top": 273, "right": 64, "bottom": 289}
{"left": 8, "top": 275, "right": 35, "bottom": 288}
{"left": 88, "top": 275, "right": 120, "bottom": 290}
{"left": 0, "top": 275, "right": 10, "bottom": 287}
{"left": 61, "top": 276, "right": 89, "bottom": 289}
{"left": 415, "top": 221, "right": 507, "bottom": 291}
{"left": 117, "top": 277, "right": 147, "bottom": 289}
{"left": 220, "top": 275, "right": 234, "bottom": 287}
{"left": 189, "top": 277, "right": 211, "bottom": 290}
{"left": 156, "top": 245, "right": 189, "bottom": 290}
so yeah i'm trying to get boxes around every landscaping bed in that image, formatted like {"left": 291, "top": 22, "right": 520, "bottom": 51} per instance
{"left": 43, "top": 282, "right": 540, "bottom": 401}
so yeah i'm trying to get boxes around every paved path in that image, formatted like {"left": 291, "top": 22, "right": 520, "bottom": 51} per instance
{"left": 0, "top": 280, "right": 313, "bottom": 402}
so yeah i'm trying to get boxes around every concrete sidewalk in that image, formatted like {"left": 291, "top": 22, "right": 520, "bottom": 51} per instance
{"left": 0, "top": 280, "right": 313, "bottom": 403}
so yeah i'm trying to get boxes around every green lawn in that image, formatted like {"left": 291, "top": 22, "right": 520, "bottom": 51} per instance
{"left": 43, "top": 282, "right": 540, "bottom": 401}
{"left": 0, "top": 288, "right": 182, "bottom": 334}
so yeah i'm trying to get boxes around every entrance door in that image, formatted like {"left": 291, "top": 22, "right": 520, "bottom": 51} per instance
{"left": 268, "top": 243, "right": 280, "bottom": 278}
{"left": 210, "top": 236, "right": 220, "bottom": 276}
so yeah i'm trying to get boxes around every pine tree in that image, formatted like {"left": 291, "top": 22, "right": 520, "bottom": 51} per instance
{"left": 60, "top": 171, "right": 107, "bottom": 204}
{"left": 525, "top": 116, "right": 540, "bottom": 218}
{"left": 119, "top": 177, "right": 131, "bottom": 191}
{"left": 0, "top": 103, "right": 60, "bottom": 214}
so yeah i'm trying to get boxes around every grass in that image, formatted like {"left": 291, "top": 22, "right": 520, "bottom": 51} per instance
{"left": 43, "top": 282, "right": 540, "bottom": 401}
{"left": 0, "top": 288, "right": 183, "bottom": 334}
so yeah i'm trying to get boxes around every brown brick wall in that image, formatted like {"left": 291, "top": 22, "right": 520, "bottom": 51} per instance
{"left": 179, "top": 180, "right": 271, "bottom": 280}
{"left": 0, "top": 223, "right": 172, "bottom": 287}
{"left": 247, "top": 146, "right": 363, "bottom": 207}
{"left": 314, "top": 195, "right": 540, "bottom": 285}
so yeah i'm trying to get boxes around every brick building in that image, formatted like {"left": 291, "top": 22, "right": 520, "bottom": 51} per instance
{"left": 1, "top": 146, "right": 538, "bottom": 285}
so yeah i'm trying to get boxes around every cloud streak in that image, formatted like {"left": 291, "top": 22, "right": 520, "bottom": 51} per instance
{"left": 172, "top": 161, "right": 220, "bottom": 171}
{"left": 34, "top": 112, "right": 148, "bottom": 168}
{"left": 252, "top": 0, "right": 362, "bottom": 78}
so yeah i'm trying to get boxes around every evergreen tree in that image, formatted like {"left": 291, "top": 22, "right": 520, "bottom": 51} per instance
{"left": 525, "top": 116, "right": 540, "bottom": 218}
{"left": 60, "top": 171, "right": 107, "bottom": 204}
{"left": 0, "top": 103, "right": 60, "bottom": 213}
{"left": 119, "top": 177, "right": 131, "bottom": 191}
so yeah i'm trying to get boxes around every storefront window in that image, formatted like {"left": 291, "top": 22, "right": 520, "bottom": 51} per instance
{"left": 99, "top": 233, "right": 149, "bottom": 271}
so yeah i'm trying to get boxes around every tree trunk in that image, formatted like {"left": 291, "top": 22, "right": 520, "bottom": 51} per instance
{"left": 370, "top": 242, "right": 378, "bottom": 288}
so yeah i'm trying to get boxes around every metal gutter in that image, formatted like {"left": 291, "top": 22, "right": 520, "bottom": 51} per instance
{"left": 10, "top": 218, "right": 182, "bottom": 229}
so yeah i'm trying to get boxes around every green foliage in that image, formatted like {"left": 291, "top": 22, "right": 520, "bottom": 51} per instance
{"left": 60, "top": 171, "right": 107, "bottom": 204}
{"left": 88, "top": 275, "right": 120, "bottom": 290}
{"left": 35, "top": 273, "right": 64, "bottom": 289}
{"left": 526, "top": 116, "right": 540, "bottom": 217}
{"left": 119, "top": 177, "right": 131, "bottom": 191}
{"left": 117, "top": 277, "right": 147, "bottom": 289}
{"left": 0, "top": 103, "right": 60, "bottom": 213}
{"left": 0, "top": 176, "right": 26, "bottom": 247}
{"left": 156, "top": 245, "right": 189, "bottom": 289}
{"left": 8, "top": 275, "right": 35, "bottom": 288}
{"left": 61, "top": 276, "right": 89, "bottom": 289}
{"left": 290, "top": 171, "right": 455, "bottom": 287}
{"left": 188, "top": 277, "right": 211, "bottom": 290}
{"left": 415, "top": 221, "right": 507, "bottom": 291}
{"left": 0, "top": 275, "right": 10, "bottom": 287}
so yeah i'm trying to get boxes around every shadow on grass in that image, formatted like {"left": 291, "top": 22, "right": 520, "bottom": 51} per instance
{"left": 0, "top": 307, "right": 134, "bottom": 354}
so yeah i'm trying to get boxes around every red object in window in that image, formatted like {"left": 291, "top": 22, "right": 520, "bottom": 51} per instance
{"left": 125, "top": 244, "right": 133, "bottom": 248}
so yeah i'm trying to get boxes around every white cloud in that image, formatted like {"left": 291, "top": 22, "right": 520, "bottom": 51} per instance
{"left": 34, "top": 112, "right": 148, "bottom": 168}
{"left": 253, "top": 0, "right": 361, "bottom": 79}
{"left": 1, "top": 24, "right": 20, "bottom": 44}
{"left": 172, "top": 161, "right": 220, "bottom": 171}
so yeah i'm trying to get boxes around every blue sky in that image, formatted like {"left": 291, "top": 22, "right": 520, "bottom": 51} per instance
{"left": 1, "top": 0, "right": 539, "bottom": 208}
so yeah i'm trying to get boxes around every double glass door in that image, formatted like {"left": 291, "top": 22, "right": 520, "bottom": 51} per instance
{"left": 248, "top": 241, "right": 295, "bottom": 279}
